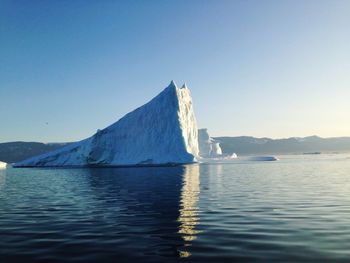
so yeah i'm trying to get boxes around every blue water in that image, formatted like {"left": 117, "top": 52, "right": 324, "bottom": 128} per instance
{"left": 1, "top": 154, "right": 350, "bottom": 262}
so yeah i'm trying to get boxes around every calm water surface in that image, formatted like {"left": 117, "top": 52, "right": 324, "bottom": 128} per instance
{"left": 1, "top": 154, "right": 350, "bottom": 262}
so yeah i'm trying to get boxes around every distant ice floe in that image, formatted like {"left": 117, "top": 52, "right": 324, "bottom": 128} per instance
{"left": 0, "top": 161, "right": 7, "bottom": 169}
{"left": 247, "top": 156, "right": 279, "bottom": 161}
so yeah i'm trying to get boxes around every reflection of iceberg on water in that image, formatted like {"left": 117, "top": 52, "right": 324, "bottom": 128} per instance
{"left": 0, "top": 161, "right": 7, "bottom": 169}
{"left": 178, "top": 165, "right": 201, "bottom": 257}
{"left": 0, "top": 167, "right": 6, "bottom": 190}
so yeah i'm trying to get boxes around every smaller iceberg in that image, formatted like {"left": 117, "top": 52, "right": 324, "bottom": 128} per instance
{"left": 248, "top": 156, "right": 279, "bottom": 161}
{"left": 0, "top": 161, "right": 7, "bottom": 169}
{"left": 198, "top": 128, "right": 237, "bottom": 161}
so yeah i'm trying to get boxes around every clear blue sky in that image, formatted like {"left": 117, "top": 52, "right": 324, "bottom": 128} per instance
{"left": 1, "top": 0, "right": 349, "bottom": 142}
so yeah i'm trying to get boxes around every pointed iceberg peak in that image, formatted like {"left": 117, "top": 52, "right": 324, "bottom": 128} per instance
{"left": 169, "top": 80, "right": 178, "bottom": 88}
{"left": 181, "top": 83, "right": 188, "bottom": 89}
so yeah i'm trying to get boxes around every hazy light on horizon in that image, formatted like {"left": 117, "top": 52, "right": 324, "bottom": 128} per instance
{"left": 0, "top": 0, "right": 349, "bottom": 142}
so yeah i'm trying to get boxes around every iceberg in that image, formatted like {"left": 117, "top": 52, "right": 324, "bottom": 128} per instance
{"left": 248, "top": 156, "right": 279, "bottom": 161}
{"left": 15, "top": 81, "right": 199, "bottom": 167}
{"left": 198, "top": 128, "right": 222, "bottom": 157}
{"left": 198, "top": 128, "right": 237, "bottom": 160}
{"left": 0, "top": 161, "right": 7, "bottom": 169}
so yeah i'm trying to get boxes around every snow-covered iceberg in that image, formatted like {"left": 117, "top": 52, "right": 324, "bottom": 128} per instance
{"left": 198, "top": 128, "right": 222, "bottom": 158}
{"left": 198, "top": 128, "right": 237, "bottom": 160}
{"left": 0, "top": 161, "right": 7, "bottom": 169}
{"left": 15, "top": 81, "right": 199, "bottom": 167}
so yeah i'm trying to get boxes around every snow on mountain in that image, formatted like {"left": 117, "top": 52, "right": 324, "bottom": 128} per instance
{"left": 14, "top": 81, "right": 199, "bottom": 167}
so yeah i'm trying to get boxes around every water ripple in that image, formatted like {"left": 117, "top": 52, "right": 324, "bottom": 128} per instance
{"left": 1, "top": 154, "right": 350, "bottom": 262}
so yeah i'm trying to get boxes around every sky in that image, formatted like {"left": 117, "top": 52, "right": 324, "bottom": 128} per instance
{"left": 1, "top": 0, "right": 349, "bottom": 143}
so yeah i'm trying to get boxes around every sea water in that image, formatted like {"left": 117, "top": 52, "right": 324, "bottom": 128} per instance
{"left": 1, "top": 154, "right": 350, "bottom": 262}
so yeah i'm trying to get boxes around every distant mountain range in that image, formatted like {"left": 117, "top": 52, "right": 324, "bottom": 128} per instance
{"left": 1, "top": 136, "right": 350, "bottom": 163}
{"left": 215, "top": 136, "right": 350, "bottom": 155}
{"left": 0, "top": 142, "right": 71, "bottom": 163}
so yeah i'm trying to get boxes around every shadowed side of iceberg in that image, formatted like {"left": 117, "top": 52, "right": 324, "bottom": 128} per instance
{"left": 14, "top": 81, "right": 199, "bottom": 167}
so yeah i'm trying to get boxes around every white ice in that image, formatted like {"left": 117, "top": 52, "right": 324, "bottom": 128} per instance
{"left": 197, "top": 128, "right": 237, "bottom": 161}
{"left": 0, "top": 161, "right": 7, "bottom": 169}
{"left": 15, "top": 81, "right": 199, "bottom": 167}
{"left": 247, "top": 156, "right": 279, "bottom": 161}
